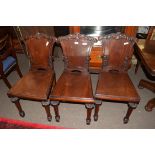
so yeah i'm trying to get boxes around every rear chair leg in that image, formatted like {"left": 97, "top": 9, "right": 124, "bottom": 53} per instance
{"left": 16, "top": 65, "right": 23, "bottom": 78}
{"left": 11, "top": 97, "right": 25, "bottom": 117}
{"left": 50, "top": 101, "right": 60, "bottom": 122}
{"left": 42, "top": 101, "right": 52, "bottom": 122}
{"left": 85, "top": 103, "right": 94, "bottom": 125}
{"left": 123, "top": 102, "right": 138, "bottom": 124}
{"left": 2, "top": 76, "right": 12, "bottom": 88}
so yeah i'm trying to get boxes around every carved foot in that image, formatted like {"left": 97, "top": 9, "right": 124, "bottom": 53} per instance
{"left": 85, "top": 103, "right": 94, "bottom": 125}
{"left": 123, "top": 102, "right": 138, "bottom": 124}
{"left": 145, "top": 98, "right": 155, "bottom": 112}
{"left": 94, "top": 115, "right": 98, "bottom": 122}
{"left": 138, "top": 84, "right": 144, "bottom": 89}
{"left": 47, "top": 116, "right": 52, "bottom": 122}
{"left": 19, "top": 111, "right": 25, "bottom": 117}
{"left": 11, "top": 97, "right": 25, "bottom": 118}
{"left": 55, "top": 116, "right": 60, "bottom": 122}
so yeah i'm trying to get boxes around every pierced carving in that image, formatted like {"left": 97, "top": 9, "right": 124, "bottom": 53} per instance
{"left": 58, "top": 33, "right": 97, "bottom": 44}
{"left": 41, "top": 100, "right": 50, "bottom": 106}
{"left": 10, "top": 97, "right": 19, "bottom": 102}
{"left": 99, "top": 32, "right": 135, "bottom": 44}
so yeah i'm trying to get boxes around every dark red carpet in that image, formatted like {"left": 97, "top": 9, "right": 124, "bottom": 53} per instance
{"left": 0, "top": 117, "right": 66, "bottom": 129}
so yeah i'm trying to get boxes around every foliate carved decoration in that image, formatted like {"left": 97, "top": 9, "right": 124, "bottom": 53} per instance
{"left": 58, "top": 33, "right": 97, "bottom": 44}
{"left": 85, "top": 103, "right": 95, "bottom": 109}
{"left": 41, "top": 100, "right": 50, "bottom": 106}
{"left": 99, "top": 32, "right": 135, "bottom": 44}
{"left": 128, "top": 102, "right": 138, "bottom": 108}
{"left": 10, "top": 97, "right": 19, "bottom": 102}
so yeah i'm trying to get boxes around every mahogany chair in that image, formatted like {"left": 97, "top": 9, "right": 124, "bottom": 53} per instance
{"left": 49, "top": 33, "right": 97, "bottom": 125}
{"left": 7, "top": 33, "right": 56, "bottom": 121}
{"left": 0, "top": 33, "right": 22, "bottom": 88}
{"left": 94, "top": 33, "right": 140, "bottom": 124}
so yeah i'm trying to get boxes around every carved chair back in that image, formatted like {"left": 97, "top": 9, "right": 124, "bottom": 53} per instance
{"left": 58, "top": 33, "right": 97, "bottom": 71}
{"left": 25, "top": 33, "right": 56, "bottom": 71}
{"left": 99, "top": 33, "right": 135, "bottom": 72}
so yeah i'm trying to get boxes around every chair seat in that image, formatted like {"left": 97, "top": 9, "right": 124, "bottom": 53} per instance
{"left": 2, "top": 56, "right": 16, "bottom": 72}
{"left": 50, "top": 70, "right": 94, "bottom": 103}
{"left": 8, "top": 69, "right": 55, "bottom": 101}
{"left": 95, "top": 71, "right": 140, "bottom": 102}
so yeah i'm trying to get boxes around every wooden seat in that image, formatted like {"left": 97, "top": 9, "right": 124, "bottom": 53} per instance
{"left": 7, "top": 33, "right": 56, "bottom": 121}
{"left": 49, "top": 33, "right": 97, "bottom": 125}
{"left": 8, "top": 69, "right": 55, "bottom": 101}
{"left": 96, "top": 71, "right": 139, "bottom": 102}
{"left": 51, "top": 70, "right": 94, "bottom": 103}
{"left": 94, "top": 33, "right": 140, "bottom": 124}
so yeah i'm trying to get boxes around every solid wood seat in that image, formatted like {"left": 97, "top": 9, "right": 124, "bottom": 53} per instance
{"left": 95, "top": 71, "right": 140, "bottom": 102}
{"left": 49, "top": 33, "right": 97, "bottom": 125}
{"left": 50, "top": 70, "right": 94, "bottom": 103}
{"left": 8, "top": 69, "right": 55, "bottom": 101}
{"left": 7, "top": 33, "right": 56, "bottom": 122}
{"left": 94, "top": 33, "right": 140, "bottom": 124}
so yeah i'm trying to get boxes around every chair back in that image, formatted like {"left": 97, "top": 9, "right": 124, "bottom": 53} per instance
{"left": 99, "top": 33, "right": 135, "bottom": 72}
{"left": 25, "top": 33, "right": 56, "bottom": 70}
{"left": 58, "top": 33, "right": 97, "bottom": 71}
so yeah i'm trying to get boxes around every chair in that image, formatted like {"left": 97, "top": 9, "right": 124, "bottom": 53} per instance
{"left": 7, "top": 33, "right": 56, "bottom": 121}
{"left": 94, "top": 33, "right": 140, "bottom": 124}
{"left": 0, "top": 33, "right": 22, "bottom": 88}
{"left": 49, "top": 33, "right": 97, "bottom": 125}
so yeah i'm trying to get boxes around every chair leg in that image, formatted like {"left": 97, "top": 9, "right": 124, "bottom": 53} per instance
{"left": 10, "top": 97, "right": 25, "bottom": 117}
{"left": 94, "top": 100, "right": 102, "bottom": 121}
{"left": 51, "top": 101, "right": 60, "bottom": 122}
{"left": 123, "top": 102, "right": 138, "bottom": 124}
{"left": 2, "top": 76, "right": 12, "bottom": 88}
{"left": 16, "top": 65, "right": 23, "bottom": 78}
{"left": 42, "top": 101, "right": 52, "bottom": 122}
{"left": 85, "top": 103, "right": 94, "bottom": 125}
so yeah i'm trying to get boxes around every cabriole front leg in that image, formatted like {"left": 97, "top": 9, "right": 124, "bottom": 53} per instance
{"left": 50, "top": 101, "right": 60, "bottom": 122}
{"left": 94, "top": 100, "right": 102, "bottom": 121}
{"left": 123, "top": 102, "right": 138, "bottom": 124}
{"left": 85, "top": 103, "right": 94, "bottom": 125}
{"left": 10, "top": 97, "right": 25, "bottom": 117}
{"left": 42, "top": 101, "right": 52, "bottom": 122}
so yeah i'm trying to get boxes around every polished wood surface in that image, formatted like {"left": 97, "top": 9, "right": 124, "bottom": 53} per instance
{"left": 94, "top": 33, "right": 140, "bottom": 124}
{"left": 96, "top": 71, "right": 140, "bottom": 102}
{"left": 8, "top": 69, "right": 55, "bottom": 101}
{"left": 136, "top": 40, "right": 155, "bottom": 111}
{"left": 69, "top": 26, "right": 138, "bottom": 72}
{"left": 50, "top": 33, "right": 97, "bottom": 124}
{"left": 50, "top": 70, "right": 94, "bottom": 103}
{"left": 7, "top": 33, "right": 56, "bottom": 121}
